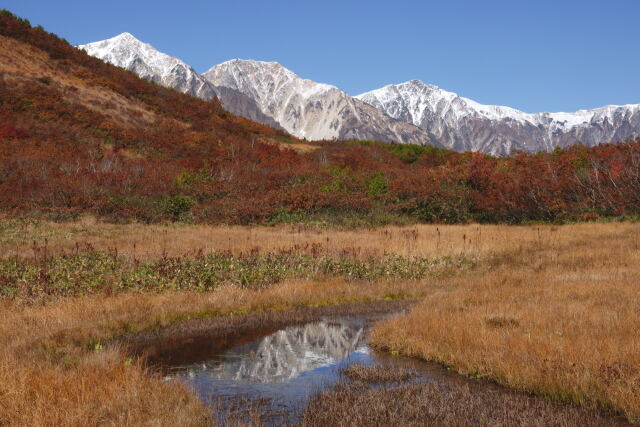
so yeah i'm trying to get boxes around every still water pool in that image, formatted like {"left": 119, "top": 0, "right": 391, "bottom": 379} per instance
{"left": 143, "top": 312, "right": 443, "bottom": 422}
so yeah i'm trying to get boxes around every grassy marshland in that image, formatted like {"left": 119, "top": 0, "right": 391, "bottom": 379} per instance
{"left": 372, "top": 221, "right": 640, "bottom": 423}
{"left": 0, "top": 219, "right": 638, "bottom": 425}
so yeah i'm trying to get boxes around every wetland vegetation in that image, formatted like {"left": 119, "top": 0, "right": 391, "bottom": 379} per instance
{"left": 0, "top": 219, "right": 638, "bottom": 425}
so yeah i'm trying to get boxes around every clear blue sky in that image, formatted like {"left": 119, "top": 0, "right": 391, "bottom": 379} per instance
{"left": 4, "top": 0, "right": 639, "bottom": 112}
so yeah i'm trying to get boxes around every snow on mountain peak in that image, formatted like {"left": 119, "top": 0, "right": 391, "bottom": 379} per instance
{"left": 203, "top": 59, "right": 344, "bottom": 138}
{"left": 112, "top": 32, "right": 136, "bottom": 41}
{"left": 204, "top": 59, "right": 337, "bottom": 105}
{"left": 78, "top": 33, "right": 190, "bottom": 78}
{"left": 357, "top": 80, "right": 640, "bottom": 154}
{"left": 77, "top": 33, "right": 220, "bottom": 101}
{"left": 76, "top": 33, "right": 431, "bottom": 144}
{"left": 356, "top": 79, "right": 530, "bottom": 126}
{"left": 202, "top": 59, "right": 429, "bottom": 143}
{"left": 77, "top": 31, "right": 640, "bottom": 154}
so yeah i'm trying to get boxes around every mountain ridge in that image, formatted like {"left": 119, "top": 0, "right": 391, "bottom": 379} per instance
{"left": 2, "top": 8, "right": 640, "bottom": 226}
{"left": 78, "top": 31, "right": 640, "bottom": 155}
{"left": 357, "top": 80, "right": 640, "bottom": 154}
{"left": 79, "top": 32, "right": 217, "bottom": 100}
{"left": 203, "top": 58, "right": 435, "bottom": 144}
{"left": 78, "top": 33, "right": 284, "bottom": 130}
{"left": 80, "top": 33, "right": 436, "bottom": 146}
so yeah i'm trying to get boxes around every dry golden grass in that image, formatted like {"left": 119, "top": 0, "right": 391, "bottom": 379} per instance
{"left": 0, "top": 349, "right": 209, "bottom": 427}
{"left": 0, "top": 277, "right": 427, "bottom": 426}
{"left": 271, "top": 139, "right": 321, "bottom": 153}
{"left": 372, "top": 222, "right": 640, "bottom": 422}
{"left": 301, "top": 380, "right": 617, "bottom": 426}
{"left": 0, "top": 216, "right": 599, "bottom": 261}
{"left": 340, "top": 363, "right": 419, "bottom": 384}
{"left": 0, "top": 35, "right": 159, "bottom": 128}
{"left": 1, "top": 220, "right": 638, "bottom": 425}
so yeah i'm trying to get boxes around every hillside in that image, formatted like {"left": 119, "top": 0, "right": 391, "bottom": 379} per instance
{"left": 79, "top": 33, "right": 435, "bottom": 146}
{"left": 77, "top": 32, "right": 284, "bottom": 130}
{"left": 81, "top": 32, "right": 640, "bottom": 155}
{"left": 0, "top": 10, "right": 319, "bottom": 223}
{"left": 1, "top": 10, "right": 640, "bottom": 225}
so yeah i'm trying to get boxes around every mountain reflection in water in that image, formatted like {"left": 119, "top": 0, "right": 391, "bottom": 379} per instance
{"left": 163, "top": 314, "right": 420, "bottom": 423}
{"left": 180, "top": 320, "right": 366, "bottom": 383}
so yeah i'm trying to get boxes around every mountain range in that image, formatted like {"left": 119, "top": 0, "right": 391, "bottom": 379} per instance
{"left": 79, "top": 33, "right": 640, "bottom": 155}
{"left": 357, "top": 81, "right": 640, "bottom": 154}
{"left": 3, "top": 8, "right": 639, "bottom": 225}
{"left": 79, "top": 34, "right": 433, "bottom": 147}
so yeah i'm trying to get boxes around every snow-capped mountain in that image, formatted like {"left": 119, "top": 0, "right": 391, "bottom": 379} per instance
{"left": 78, "top": 33, "right": 282, "bottom": 130}
{"left": 78, "top": 33, "right": 640, "bottom": 154}
{"left": 77, "top": 33, "right": 430, "bottom": 144}
{"left": 203, "top": 59, "right": 434, "bottom": 144}
{"left": 357, "top": 80, "right": 640, "bottom": 155}
{"left": 79, "top": 32, "right": 217, "bottom": 99}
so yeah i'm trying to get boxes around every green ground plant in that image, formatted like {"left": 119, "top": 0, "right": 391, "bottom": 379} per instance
{"left": 0, "top": 249, "right": 473, "bottom": 301}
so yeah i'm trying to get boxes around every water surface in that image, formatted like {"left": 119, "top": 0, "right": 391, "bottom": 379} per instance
{"left": 131, "top": 307, "right": 629, "bottom": 426}
{"left": 156, "top": 312, "right": 434, "bottom": 420}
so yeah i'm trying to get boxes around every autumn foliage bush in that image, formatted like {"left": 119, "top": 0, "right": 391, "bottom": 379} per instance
{"left": 1, "top": 10, "right": 640, "bottom": 225}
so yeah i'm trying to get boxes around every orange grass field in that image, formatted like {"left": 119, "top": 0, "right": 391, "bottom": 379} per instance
{"left": 0, "top": 219, "right": 638, "bottom": 425}
{"left": 372, "top": 221, "right": 640, "bottom": 422}
{"left": 0, "top": 216, "right": 590, "bottom": 260}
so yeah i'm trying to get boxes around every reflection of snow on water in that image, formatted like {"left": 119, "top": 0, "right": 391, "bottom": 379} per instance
{"left": 165, "top": 316, "right": 410, "bottom": 422}
{"left": 178, "top": 321, "right": 366, "bottom": 383}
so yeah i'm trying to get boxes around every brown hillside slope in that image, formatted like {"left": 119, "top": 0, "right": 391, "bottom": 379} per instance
{"left": 0, "top": 34, "right": 159, "bottom": 128}
{"left": 2, "top": 10, "right": 640, "bottom": 225}
{"left": 0, "top": 11, "right": 328, "bottom": 223}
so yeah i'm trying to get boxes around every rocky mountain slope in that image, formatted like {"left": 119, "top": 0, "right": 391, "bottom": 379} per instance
{"left": 357, "top": 80, "right": 640, "bottom": 155}
{"left": 78, "top": 33, "right": 282, "bottom": 130}
{"left": 5, "top": 9, "right": 640, "bottom": 225}
{"left": 79, "top": 34, "right": 432, "bottom": 145}
{"left": 203, "top": 59, "right": 433, "bottom": 144}
{"left": 79, "top": 33, "right": 640, "bottom": 154}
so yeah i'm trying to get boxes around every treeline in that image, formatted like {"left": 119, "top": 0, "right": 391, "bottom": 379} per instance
{"left": 1, "top": 10, "right": 639, "bottom": 225}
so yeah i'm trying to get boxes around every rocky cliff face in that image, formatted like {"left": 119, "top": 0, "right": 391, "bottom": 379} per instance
{"left": 203, "top": 59, "right": 434, "bottom": 144}
{"left": 79, "top": 34, "right": 640, "bottom": 154}
{"left": 78, "top": 33, "right": 283, "bottom": 130}
{"left": 357, "top": 80, "right": 640, "bottom": 155}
